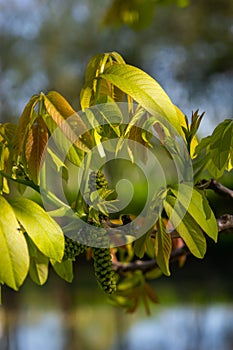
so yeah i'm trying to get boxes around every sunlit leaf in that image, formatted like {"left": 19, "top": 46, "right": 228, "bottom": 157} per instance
{"left": 110, "top": 51, "right": 126, "bottom": 64}
{"left": 174, "top": 105, "right": 199, "bottom": 158}
{"left": 80, "top": 86, "right": 93, "bottom": 111}
{"left": 80, "top": 53, "right": 110, "bottom": 109}
{"left": 0, "top": 196, "right": 29, "bottom": 290}
{"left": 10, "top": 197, "right": 64, "bottom": 261}
{"left": 101, "top": 64, "right": 182, "bottom": 134}
{"left": 80, "top": 52, "right": 125, "bottom": 109}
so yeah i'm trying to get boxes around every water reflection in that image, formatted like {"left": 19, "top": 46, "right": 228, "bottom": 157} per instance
{"left": 120, "top": 305, "right": 233, "bottom": 350}
{"left": 0, "top": 304, "right": 233, "bottom": 350}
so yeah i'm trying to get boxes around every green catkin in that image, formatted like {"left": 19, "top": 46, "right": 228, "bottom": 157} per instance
{"left": 88, "top": 170, "right": 108, "bottom": 192}
{"left": 63, "top": 236, "right": 86, "bottom": 261}
{"left": 92, "top": 247, "right": 117, "bottom": 294}
{"left": 88, "top": 170, "right": 117, "bottom": 295}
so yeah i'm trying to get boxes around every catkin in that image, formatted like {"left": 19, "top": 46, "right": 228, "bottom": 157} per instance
{"left": 92, "top": 247, "right": 117, "bottom": 294}
{"left": 63, "top": 236, "right": 86, "bottom": 261}
{"left": 88, "top": 170, "right": 117, "bottom": 294}
{"left": 88, "top": 170, "right": 108, "bottom": 192}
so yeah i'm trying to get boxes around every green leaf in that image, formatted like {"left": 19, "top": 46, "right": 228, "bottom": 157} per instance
{"left": 10, "top": 197, "right": 64, "bottom": 261}
{"left": 117, "top": 107, "right": 149, "bottom": 162}
{"left": 0, "top": 196, "right": 29, "bottom": 290}
{"left": 80, "top": 53, "right": 110, "bottom": 109}
{"left": 164, "top": 195, "right": 206, "bottom": 258}
{"left": 83, "top": 53, "right": 108, "bottom": 87}
{"left": 134, "top": 231, "right": 151, "bottom": 258}
{"left": 26, "top": 235, "right": 49, "bottom": 285}
{"left": 42, "top": 113, "right": 86, "bottom": 167}
{"left": 194, "top": 120, "right": 233, "bottom": 179}
{"left": 80, "top": 86, "right": 93, "bottom": 110}
{"left": 110, "top": 51, "right": 126, "bottom": 64}
{"left": 210, "top": 119, "right": 233, "bottom": 171}
{"left": 193, "top": 136, "right": 212, "bottom": 181}
{"left": 154, "top": 217, "right": 172, "bottom": 276}
{"left": 46, "top": 148, "right": 69, "bottom": 181}
{"left": 0, "top": 129, "right": 11, "bottom": 194}
{"left": 171, "top": 185, "right": 218, "bottom": 242}
{"left": 50, "top": 258, "right": 73, "bottom": 282}
{"left": 93, "top": 101, "right": 122, "bottom": 133}
{"left": 80, "top": 52, "right": 126, "bottom": 108}
{"left": 101, "top": 64, "right": 182, "bottom": 134}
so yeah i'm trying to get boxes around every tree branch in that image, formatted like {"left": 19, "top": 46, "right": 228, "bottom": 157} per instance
{"left": 217, "top": 214, "right": 233, "bottom": 232}
{"left": 113, "top": 214, "right": 233, "bottom": 274}
{"left": 198, "top": 179, "right": 233, "bottom": 198}
{"left": 113, "top": 246, "right": 189, "bottom": 274}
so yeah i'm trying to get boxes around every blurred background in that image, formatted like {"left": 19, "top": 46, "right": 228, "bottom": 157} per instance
{"left": 0, "top": 0, "right": 233, "bottom": 349}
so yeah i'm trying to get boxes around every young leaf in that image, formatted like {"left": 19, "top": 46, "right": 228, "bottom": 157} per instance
{"left": 110, "top": 51, "right": 126, "bottom": 64}
{"left": 174, "top": 106, "right": 200, "bottom": 158}
{"left": 10, "top": 197, "right": 64, "bottom": 261}
{"left": 164, "top": 195, "right": 206, "bottom": 258}
{"left": 50, "top": 258, "right": 73, "bottom": 282}
{"left": 171, "top": 185, "right": 218, "bottom": 242}
{"left": 101, "top": 64, "right": 182, "bottom": 134}
{"left": 154, "top": 217, "right": 172, "bottom": 276}
{"left": 14, "top": 95, "right": 40, "bottom": 156}
{"left": 0, "top": 196, "right": 29, "bottom": 290}
{"left": 80, "top": 53, "right": 110, "bottom": 109}
{"left": 26, "top": 235, "right": 49, "bottom": 285}
{"left": 80, "top": 52, "right": 126, "bottom": 109}
{"left": 42, "top": 91, "right": 93, "bottom": 151}
{"left": 24, "top": 116, "right": 49, "bottom": 184}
